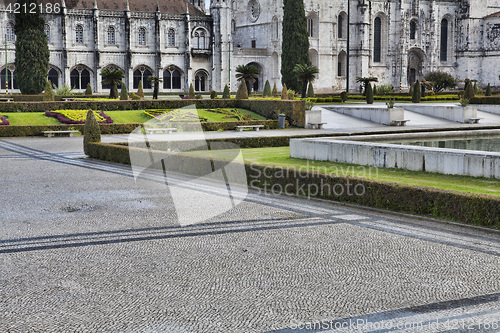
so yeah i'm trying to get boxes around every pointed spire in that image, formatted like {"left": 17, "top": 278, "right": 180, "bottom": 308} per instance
{"left": 126, "top": 0, "right": 130, "bottom": 11}
{"left": 61, "top": 0, "right": 66, "bottom": 8}
{"left": 93, "top": 0, "right": 98, "bottom": 9}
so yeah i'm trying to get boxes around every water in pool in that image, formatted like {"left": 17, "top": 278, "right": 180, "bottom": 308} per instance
{"left": 389, "top": 136, "right": 500, "bottom": 153}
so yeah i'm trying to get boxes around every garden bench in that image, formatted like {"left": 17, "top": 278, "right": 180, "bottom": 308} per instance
{"left": 42, "top": 130, "right": 79, "bottom": 137}
{"left": 308, "top": 122, "right": 327, "bottom": 129}
{"left": 144, "top": 127, "right": 178, "bottom": 134}
{"left": 0, "top": 98, "right": 13, "bottom": 102}
{"left": 390, "top": 119, "right": 410, "bottom": 126}
{"left": 235, "top": 125, "right": 264, "bottom": 132}
{"left": 466, "top": 118, "right": 482, "bottom": 124}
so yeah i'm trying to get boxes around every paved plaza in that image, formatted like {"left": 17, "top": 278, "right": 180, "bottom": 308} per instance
{"left": 1, "top": 136, "right": 499, "bottom": 332}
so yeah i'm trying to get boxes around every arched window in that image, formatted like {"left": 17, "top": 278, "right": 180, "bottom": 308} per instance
{"left": 70, "top": 67, "right": 90, "bottom": 89}
{"left": 163, "top": 67, "right": 182, "bottom": 89}
{"left": 48, "top": 68, "right": 59, "bottom": 88}
{"left": 138, "top": 27, "right": 146, "bottom": 46}
{"left": 410, "top": 21, "right": 417, "bottom": 40}
{"left": 194, "top": 71, "right": 208, "bottom": 91}
{"left": 338, "top": 51, "right": 346, "bottom": 77}
{"left": 374, "top": 17, "right": 382, "bottom": 63}
{"left": 75, "top": 25, "right": 83, "bottom": 44}
{"left": 272, "top": 17, "right": 278, "bottom": 40}
{"left": 231, "top": 20, "right": 236, "bottom": 34}
{"left": 6, "top": 22, "right": 15, "bottom": 42}
{"left": 107, "top": 26, "right": 116, "bottom": 44}
{"left": 232, "top": 1, "right": 236, "bottom": 10}
{"left": 440, "top": 18, "right": 448, "bottom": 62}
{"left": 307, "top": 17, "right": 314, "bottom": 37}
{"left": 45, "top": 24, "right": 50, "bottom": 43}
{"left": 199, "top": 31, "right": 205, "bottom": 49}
{"left": 167, "top": 29, "right": 175, "bottom": 46}
{"left": 133, "top": 66, "right": 153, "bottom": 89}
{"left": 0, "top": 67, "right": 17, "bottom": 89}
{"left": 194, "top": 32, "right": 200, "bottom": 48}
{"left": 338, "top": 15, "right": 343, "bottom": 38}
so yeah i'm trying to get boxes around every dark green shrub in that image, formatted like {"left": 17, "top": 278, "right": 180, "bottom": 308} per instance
{"left": 189, "top": 83, "right": 195, "bottom": 99}
{"left": 340, "top": 91, "right": 348, "bottom": 103}
{"left": 236, "top": 80, "right": 249, "bottom": 100}
{"left": 120, "top": 84, "right": 128, "bottom": 100}
{"left": 486, "top": 83, "right": 492, "bottom": 96}
{"left": 281, "top": 83, "right": 288, "bottom": 100}
{"left": 129, "top": 92, "right": 141, "bottom": 100}
{"left": 85, "top": 82, "right": 93, "bottom": 96}
{"left": 424, "top": 71, "right": 458, "bottom": 92}
{"left": 366, "top": 83, "right": 374, "bottom": 104}
{"left": 222, "top": 84, "right": 230, "bottom": 99}
{"left": 83, "top": 111, "right": 101, "bottom": 155}
{"left": 464, "top": 81, "right": 475, "bottom": 100}
{"left": 44, "top": 81, "right": 54, "bottom": 101}
{"left": 137, "top": 80, "right": 144, "bottom": 98}
{"left": 307, "top": 83, "right": 314, "bottom": 97}
{"left": 272, "top": 83, "right": 277, "bottom": 97}
{"left": 263, "top": 80, "right": 272, "bottom": 97}
{"left": 112, "top": 83, "right": 119, "bottom": 100}
{"left": 373, "top": 84, "right": 377, "bottom": 96}
{"left": 412, "top": 80, "right": 421, "bottom": 103}
{"left": 210, "top": 90, "right": 217, "bottom": 99}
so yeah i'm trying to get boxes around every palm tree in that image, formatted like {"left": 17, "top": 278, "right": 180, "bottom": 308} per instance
{"left": 235, "top": 64, "right": 259, "bottom": 95}
{"left": 293, "top": 64, "right": 319, "bottom": 98}
{"left": 100, "top": 68, "right": 125, "bottom": 99}
{"left": 356, "top": 77, "right": 378, "bottom": 96}
{"left": 148, "top": 76, "right": 163, "bottom": 100}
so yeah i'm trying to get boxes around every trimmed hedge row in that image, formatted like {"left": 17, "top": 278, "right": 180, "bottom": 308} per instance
{"left": 85, "top": 142, "right": 500, "bottom": 228}
{"left": 470, "top": 97, "right": 500, "bottom": 105}
{"left": 0, "top": 120, "right": 278, "bottom": 137}
{"left": 0, "top": 99, "right": 305, "bottom": 127}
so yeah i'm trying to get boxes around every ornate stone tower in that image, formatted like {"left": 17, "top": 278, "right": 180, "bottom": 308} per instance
{"left": 210, "top": 0, "right": 232, "bottom": 91}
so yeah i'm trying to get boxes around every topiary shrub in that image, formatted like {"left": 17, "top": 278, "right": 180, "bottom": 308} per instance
{"left": 84, "top": 110, "right": 101, "bottom": 156}
{"left": 222, "top": 84, "right": 230, "bottom": 99}
{"left": 189, "top": 83, "right": 195, "bottom": 99}
{"left": 281, "top": 83, "right": 288, "bottom": 100}
{"left": 287, "top": 90, "right": 295, "bottom": 100}
{"left": 236, "top": 80, "right": 249, "bottom": 100}
{"left": 486, "top": 83, "right": 492, "bottom": 96}
{"left": 340, "top": 91, "right": 348, "bottom": 103}
{"left": 272, "top": 82, "right": 277, "bottom": 97}
{"left": 263, "top": 80, "right": 272, "bottom": 97}
{"left": 307, "top": 83, "right": 314, "bottom": 97}
{"left": 464, "top": 80, "right": 476, "bottom": 100}
{"left": 137, "top": 80, "right": 144, "bottom": 98}
{"left": 366, "top": 83, "right": 374, "bottom": 104}
{"left": 44, "top": 81, "right": 54, "bottom": 101}
{"left": 129, "top": 92, "right": 141, "bottom": 100}
{"left": 85, "top": 82, "right": 93, "bottom": 96}
{"left": 373, "top": 84, "right": 377, "bottom": 96}
{"left": 120, "top": 84, "right": 128, "bottom": 100}
{"left": 412, "top": 80, "right": 421, "bottom": 103}
{"left": 112, "top": 83, "right": 119, "bottom": 100}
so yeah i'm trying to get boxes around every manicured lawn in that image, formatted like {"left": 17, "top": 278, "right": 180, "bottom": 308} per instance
{"left": 106, "top": 110, "right": 151, "bottom": 123}
{"left": 5, "top": 112, "right": 61, "bottom": 126}
{"left": 191, "top": 146, "right": 500, "bottom": 197}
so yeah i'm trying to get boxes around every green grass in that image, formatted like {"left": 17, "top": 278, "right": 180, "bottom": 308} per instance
{"left": 5, "top": 112, "right": 61, "bottom": 126}
{"left": 190, "top": 146, "right": 500, "bottom": 197}
{"left": 106, "top": 110, "right": 151, "bottom": 123}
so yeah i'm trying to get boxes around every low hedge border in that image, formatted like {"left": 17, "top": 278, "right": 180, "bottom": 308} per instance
{"left": 469, "top": 97, "right": 500, "bottom": 105}
{"left": 0, "top": 120, "right": 278, "bottom": 137}
{"left": 85, "top": 141, "right": 500, "bottom": 228}
{"left": 0, "top": 99, "right": 306, "bottom": 127}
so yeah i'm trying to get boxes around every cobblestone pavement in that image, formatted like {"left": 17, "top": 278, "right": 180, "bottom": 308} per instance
{"left": 0, "top": 137, "right": 499, "bottom": 333}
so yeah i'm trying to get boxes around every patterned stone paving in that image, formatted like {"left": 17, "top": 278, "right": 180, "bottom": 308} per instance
{"left": 0, "top": 138, "right": 499, "bottom": 332}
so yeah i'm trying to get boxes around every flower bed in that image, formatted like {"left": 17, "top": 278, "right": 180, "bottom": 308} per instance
{"left": 144, "top": 109, "right": 208, "bottom": 122}
{"left": 0, "top": 113, "right": 9, "bottom": 125}
{"left": 45, "top": 110, "right": 113, "bottom": 124}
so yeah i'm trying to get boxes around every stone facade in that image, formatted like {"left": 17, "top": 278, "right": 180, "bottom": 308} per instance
{"left": 1, "top": 0, "right": 500, "bottom": 94}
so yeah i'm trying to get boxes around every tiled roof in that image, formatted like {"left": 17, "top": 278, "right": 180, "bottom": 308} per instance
{"left": 2, "top": 0, "right": 206, "bottom": 16}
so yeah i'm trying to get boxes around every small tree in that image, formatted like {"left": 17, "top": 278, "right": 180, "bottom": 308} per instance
{"left": 148, "top": 76, "right": 162, "bottom": 100}
{"left": 189, "top": 83, "right": 195, "bottom": 99}
{"left": 486, "top": 83, "right": 492, "bottom": 96}
{"left": 222, "top": 84, "right": 230, "bottom": 99}
{"left": 356, "top": 77, "right": 378, "bottom": 96}
{"left": 293, "top": 63, "right": 319, "bottom": 98}
{"left": 137, "top": 80, "right": 144, "bottom": 98}
{"left": 373, "top": 85, "right": 377, "bottom": 96}
{"left": 83, "top": 111, "right": 101, "bottom": 156}
{"left": 272, "top": 82, "right": 277, "bottom": 97}
{"left": 210, "top": 90, "right": 217, "bottom": 99}
{"left": 281, "top": 83, "right": 288, "bottom": 100}
{"left": 236, "top": 80, "right": 249, "bottom": 100}
{"left": 44, "top": 80, "right": 54, "bottom": 101}
{"left": 412, "top": 80, "right": 421, "bottom": 103}
{"left": 263, "top": 80, "right": 272, "bottom": 97}
{"left": 101, "top": 68, "right": 124, "bottom": 99}
{"left": 307, "top": 83, "right": 315, "bottom": 97}
{"left": 464, "top": 80, "right": 475, "bottom": 100}
{"left": 366, "top": 83, "right": 374, "bottom": 104}
{"left": 235, "top": 64, "right": 258, "bottom": 96}
{"left": 84, "top": 82, "right": 93, "bottom": 95}
{"left": 424, "top": 71, "right": 457, "bottom": 92}
{"left": 120, "top": 83, "right": 128, "bottom": 100}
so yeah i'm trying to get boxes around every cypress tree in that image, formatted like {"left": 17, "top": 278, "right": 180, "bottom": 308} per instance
{"left": 137, "top": 80, "right": 144, "bottom": 98}
{"left": 222, "top": 84, "right": 230, "bottom": 99}
{"left": 120, "top": 83, "right": 128, "bottom": 100}
{"left": 112, "top": 82, "right": 119, "bottom": 99}
{"left": 281, "top": 83, "right": 288, "bottom": 100}
{"left": 15, "top": 0, "right": 49, "bottom": 95}
{"left": 44, "top": 81, "right": 54, "bottom": 101}
{"left": 412, "top": 80, "right": 421, "bottom": 103}
{"left": 307, "top": 83, "right": 314, "bottom": 97}
{"left": 373, "top": 84, "right": 377, "bottom": 96}
{"left": 236, "top": 80, "right": 248, "bottom": 99}
{"left": 486, "top": 83, "right": 492, "bottom": 96}
{"left": 189, "top": 83, "right": 195, "bottom": 98}
{"left": 464, "top": 81, "right": 475, "bottom": 100}
{"left": 366, "top": 83, "right": 374, "bottom": 104}
{"left": 83, "top": 111, "right": 101, "bottom": 156}
{"left": 263, "top": 80, "right": 272, "bottom": 97}
{"left": 272, "top": 82, "right": 277, "bottom": 97}
{"left": 281, "top": 0, "right": 309, "bottom": 92}
{"left": 85, "top": 82, "right": 93, "bottom": 95}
